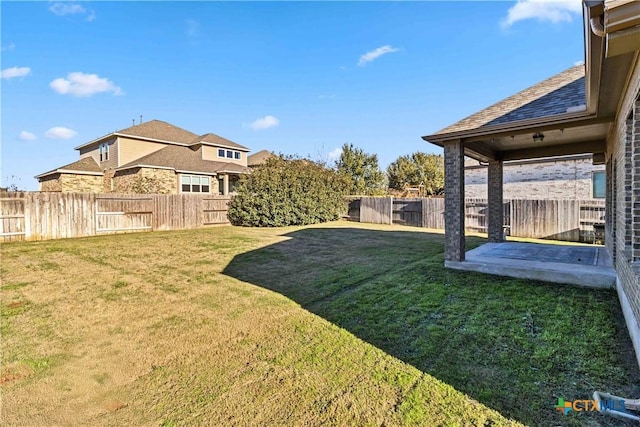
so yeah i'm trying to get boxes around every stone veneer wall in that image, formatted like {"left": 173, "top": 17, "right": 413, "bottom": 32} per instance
{"left": 465, "top": 156, "right": 604, "bottom": 199}
{"left": 39, "top": 174, "right": 63, "bottom": 192}
{"left": 60, "top": 174, "right": 104, "bottom": 193}
{"left": 113, "top": 167, "right": 177, "bottom": 194}
{"left": 103, "top": 169, "right": 116, "bottom": 192}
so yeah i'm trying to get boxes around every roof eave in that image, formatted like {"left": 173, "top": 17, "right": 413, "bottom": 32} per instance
{"left": 422, "top": 111, "right": 605, "bottom": 144}
{"left": 196, "top": 141, "right": 251, "bottom": 152}
{"left": 75, "top": 133, "right": 191, "bottom": 150}
{"left": 115, "top": 164, "right": 177, "bottom": 172}
{"left": 35, "top": 169, "right": 104, "bottom": 179}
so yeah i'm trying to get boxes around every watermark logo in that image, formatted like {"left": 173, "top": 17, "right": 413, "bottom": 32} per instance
{"left": 555, "top": 398, "right": 573, "bottom": 415}
{"left": 555, "top": 397, "right": 628, "bottom": 415}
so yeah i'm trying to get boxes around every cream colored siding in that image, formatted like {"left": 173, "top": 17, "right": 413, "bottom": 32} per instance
{"left": 118, "top": 136, "right": 168, "bottom": 166}
{"left": 79, "top": 137, "right": 117, "bottom": 169}
{"left": 202, "top": 145, "right": 248, "bottom": 166}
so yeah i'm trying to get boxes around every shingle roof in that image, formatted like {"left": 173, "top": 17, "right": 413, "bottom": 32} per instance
{"left": 191, "top": 133, "right": 250, "bottom": 151}
{"left": 117, "top": 120, "right": 199, "bottom": 144}
{"left": 35, "top": 157, "right": 103, "bottom": 179}
{"left": 116, "top": 144, "right": 251, "bottom": 175}
{"left": 433, "top": 65, "right": 586, "bottom": 136}
{"left": 248, "top": 150, "right": 275, "bottom": 166}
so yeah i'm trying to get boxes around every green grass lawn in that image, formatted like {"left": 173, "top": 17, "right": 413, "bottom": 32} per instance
{"left": 1, "top": 221, "right": 638, "bottom": 426}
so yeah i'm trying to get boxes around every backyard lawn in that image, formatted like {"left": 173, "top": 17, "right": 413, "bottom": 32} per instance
{"left": 1, "top": 221, "right": 638, "bottom": 426}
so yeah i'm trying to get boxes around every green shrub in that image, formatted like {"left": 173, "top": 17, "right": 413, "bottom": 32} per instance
{"left": 228, "top": 156, "right": 349, "bottom": 227}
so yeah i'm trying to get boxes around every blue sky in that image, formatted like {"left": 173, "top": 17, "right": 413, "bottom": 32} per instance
{"left": 2, "top": 1, "right": 584, "bottom": 190}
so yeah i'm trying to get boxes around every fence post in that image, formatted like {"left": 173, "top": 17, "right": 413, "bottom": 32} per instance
{"left": 388, "top": 196, "right": 393, "bottom": 225}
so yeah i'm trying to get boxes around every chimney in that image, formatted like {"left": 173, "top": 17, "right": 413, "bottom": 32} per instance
{"left": 140, "top": 115, "right": 143, "bottom": 125}
{"left": 132, "top": 119, "right": 135, "bottom": 126}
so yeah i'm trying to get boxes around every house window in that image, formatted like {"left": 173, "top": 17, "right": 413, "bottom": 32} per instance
{"left": 218, "top": 149, "right": 225, "bottom": 158}
{"left": 234, "top": 152, "right": 241, "bottom": 160}
{"left": 226, "top": 150, "right": 233, "bottom": 158}
{"left": 99, "top": 143, "right": 109, "bottom": 162}
{"left": 181, "top": 175, "right": 210, "bottom": 193}
{"left": 592, "top": 171, "right": 605, "bottom": 198}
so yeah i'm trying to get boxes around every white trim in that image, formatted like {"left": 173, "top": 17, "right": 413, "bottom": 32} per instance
{"left": 35, "top": 169, "right": 104, "bottom": 179}
{"left": 175, "top": 169, "right": 217, "bottom": 176}
{"left": 115, "top": 164, "right": 176, "bottom": 172}
{"left": 179, "top": 173, "right": 212, "bottom": 194}
{"left": 217, "top": 169, "right": 250, "bottom": 174}
{"left": 199, "top": 141, "right": 250, "bottom": 152}
{"left": 75, "top": 132, "right": 191, "bottom": 151}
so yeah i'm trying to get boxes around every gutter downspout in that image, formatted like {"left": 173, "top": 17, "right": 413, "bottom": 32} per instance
{"left": 590, "top": 14, "right": 606, "bottom": 38}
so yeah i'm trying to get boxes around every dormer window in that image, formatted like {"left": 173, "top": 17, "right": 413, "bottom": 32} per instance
{"left": 99, "top": 143, "right": 109, "bottom": 162}
{"left": 218, "top": 148, "right": 242, "bottom": 160}
{"left": 217, "top": 147, "right": 242, "bottom": 160}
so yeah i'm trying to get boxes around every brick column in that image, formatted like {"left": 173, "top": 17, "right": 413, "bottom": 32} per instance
{"left": 632, "top": 97, "right": 640, "bottom": 264}
{"left": 444, "top": 140, "right": 465, "bottom": 262}
{"left": 487, "top": 160, "right": 504, "bottom": 242}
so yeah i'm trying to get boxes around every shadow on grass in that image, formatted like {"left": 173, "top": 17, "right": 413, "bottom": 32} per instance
{"left": 223, "top": 226, "right": 640, "bottom": 426}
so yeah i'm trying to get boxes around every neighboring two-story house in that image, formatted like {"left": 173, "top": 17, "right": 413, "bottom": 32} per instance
{"left": 35, "top": 120, "right": 251, "bottom": 195}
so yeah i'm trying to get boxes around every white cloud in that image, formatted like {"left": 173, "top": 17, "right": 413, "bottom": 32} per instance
{"left": 327, "top": 148, "right": 342, "bottom": 162}
{"left": 186, "top": 19, "right": 199, "bottom": 38}
{"left": 49, "top": 2, "right": 85, "bottom": 16}
{"left": 19, "top": 131, "right": 37, "bottom": 141}
{"left": 49, "top": 2, "right": 96, "bottom": 22}
{"left": 358, "top": 45, "right": 399, "bottom": 66}
{"left": 45, "top": 127, "right": 77, "bottom": 139}
{"left": 1, "top": 43, "right": 16, "bottom": 52}
{"left": 50, "top": 72, "right": 123, "bottom": 97}
{"left": 248, "top": 115, "right": 279, "bottom": 130}
{"left": 1, "top": 66, "right": 31, "bottom": 79}
{"left": 501, "top": 0, "right": 582, "bottom": 28}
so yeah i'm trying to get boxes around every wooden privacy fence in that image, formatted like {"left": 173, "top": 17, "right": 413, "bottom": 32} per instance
{"left": 0, "top": 192, "right": 232, "bottom": 243}
{"left": 348, "top": 197, "right": 606, "bottom": 242}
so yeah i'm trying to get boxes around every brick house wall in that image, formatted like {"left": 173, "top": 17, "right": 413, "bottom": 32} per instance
{"left": 465, "top": 155, "right": 604, "bottom": 199}
{"left": 113, "top": 167, "right": 177, "bottom": 194}
{"left": 606, "top": 59, "right": 640, "bottom": 367}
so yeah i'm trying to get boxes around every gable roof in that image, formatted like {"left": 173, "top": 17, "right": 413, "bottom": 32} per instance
{"left": 75, "top": 120, "right": 199, "bottom": 150}
{"left": 248, "top": 150, "right": 275, "bottom": 166}
{"left": 115, "top": 120, "right": 199, "bottom": 144}
{"left": 116, "top": 144, "right": 251, "bottom": 175}
{"left": 429, "top": 65, "right": 586, "bottom": 138}
{"left": 190, "top": 133, "right": 250, "bottom": 151}
{"left": 35, "top": 157, "right": 103, "bottom": 179}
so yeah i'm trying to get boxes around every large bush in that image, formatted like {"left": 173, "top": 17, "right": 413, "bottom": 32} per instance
{"left": 228, "top": 156, "right": 349, "bottom": 227}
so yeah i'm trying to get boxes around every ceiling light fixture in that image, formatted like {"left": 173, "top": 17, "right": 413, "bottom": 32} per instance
{"left": 533, "top": 132, "right": 545, "bottom": 143}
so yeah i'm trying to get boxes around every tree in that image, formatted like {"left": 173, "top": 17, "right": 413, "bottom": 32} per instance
{"left": 227, "top": 155, "right": 349, "bottom": 227}
{"left": 335, "top": 143, "right": 386, "bottom": 196}
{"left": 387, "top": 152, "right": 444, "bottom": 195}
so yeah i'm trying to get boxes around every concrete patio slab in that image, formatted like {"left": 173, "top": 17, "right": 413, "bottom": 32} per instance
{"left": 445, "top": 242, "right": 616, "bottom": 289}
